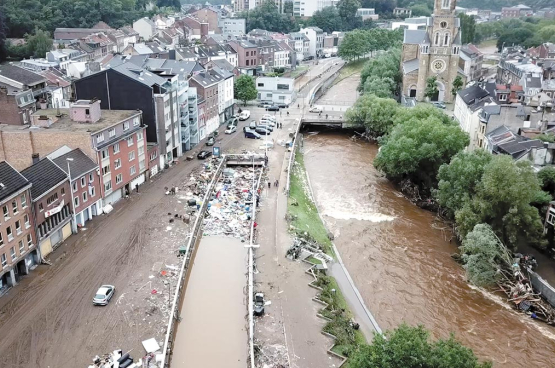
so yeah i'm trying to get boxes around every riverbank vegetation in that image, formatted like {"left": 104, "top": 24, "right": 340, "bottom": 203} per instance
{"left": 338, "top": 28, "right": 402, "bottom": 62}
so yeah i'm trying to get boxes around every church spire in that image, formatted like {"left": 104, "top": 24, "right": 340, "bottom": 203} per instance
{"left": 434, "top": 0, "right": 456, "bottom": 16}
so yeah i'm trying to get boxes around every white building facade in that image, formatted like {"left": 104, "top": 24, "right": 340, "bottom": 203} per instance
{"left": 256, "top": 77, "right": 296, "bottom": 105}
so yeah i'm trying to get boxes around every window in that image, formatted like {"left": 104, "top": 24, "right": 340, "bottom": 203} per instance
{"left": 257, "top": 83, "right": 264, "bottom": 87}
{"left": 113, "top": 142, "right": 120, "bottom": 153}
{"left": 104, "top": 181, "right": 112, "bottom": 192}
{"left": 434, "top": 32, "right": 440, "bottom": 46}
{"left": 0, "top": 233, "right": 3, "bottom": 247}
{"left": 130, "top": 166, "right": 136, "bottom": 175}
{"left": 137, "top": 131, "right": 144, "bottom": 141}
{"left": 15, "top": 220, "right": 21, "bottom": 235}
{"left": 27, "top": 234, "right": 32, "bottom": 247}
{"left": 277, "top": 84, "right": 289, "bottom": 90}
{"left": 46, "top": 193, "right": 58, "bottom": 205}
{"left": 150, "top": 151, "right": 158, "bottom": 161}
{"left": 499, "top": 93, "right": 507, "bottom": 101}
{"left": 11, "top": 200, "right": 18, "bottom": 215}
{"left": 116, "top": 174, "right": 123, "bottom": 184}
{"left": 129, "top": 151, "right": 135, "bottom": 161}
{"left": 61, "top": 187, "right": 65, "bottom": 195}
{"left": 72, "top": 182, "right": 77, "bottom": 191}
{"left": 82, "top": 191, "right": 87, "bottom": 203}
{"left": 442, "top": 0, "right": 450, "bottom": 8}
{"left": 24, "top": 214, "right": 30, "bottom": 228}
{"left": 10, "top": 247, "right": 15, "bottom": 260}
{"left": 102, "top": 165, "right": 110, "bottom": 175}
{"left": 96, "top": 133, "right": 105, "bottom": 143}
{"left": 81, "top": 177, "right": 86, "bottom": 187}
{"left": 133, "top": 117, "right": 140, "bottom": 127}
{"left": 1, "top": 254, "right": 6, "bottom": 268}
{"left": 108, "top": 128, "right": 116, "bottom": 138}
{"left": 114, "top": 159, "right": 121, "bottom": 169}
{"left": 127, "top": 136, "right": 134, "bottom": 146}
{"left": 123, "top": 122, "right": 129, "bottom": 131}
{"left": 85, "top": 108, "right": 90, "bottom": 115}
{"left": 101, "top": 149, "right": 109, "bottom": 160}
{"left": 443, "top": 33, "right": 450, "bottom": 46}
{"left": 74, "top": 196, "right": 79, "bottom": 207}
{"left": 39, "top": 203, "right": 43, "bottom": 211}
{"left": 89, "top": 173, "right": 94, "bottom": 182}
{"left": 19, "top": 240, "right": 24, "bottom": 254}
{"left": 21, "top": 194, "right": 27, "bottom": 208}
{"left": 91, "top": 186, "right": 95, "bottom": 197}
{"left": 6, "top": 226, "right": 13, "bottom": 241}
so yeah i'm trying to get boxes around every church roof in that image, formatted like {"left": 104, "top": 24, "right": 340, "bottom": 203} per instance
{"left": 403, "top": 30, "right": 429, "bottom": 45}
{"left": 402, "top": 59, "right": 420, "bottom": 74}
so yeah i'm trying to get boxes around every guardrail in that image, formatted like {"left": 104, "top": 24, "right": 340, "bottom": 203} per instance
{"left": 159, "top": 157, "right": 226, "bottom": 367}
{"left": 286, "top": 119, "right": 303, "bottom": 196}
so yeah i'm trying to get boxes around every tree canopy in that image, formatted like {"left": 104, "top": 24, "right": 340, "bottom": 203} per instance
{"left": 308, "top": 7, "right": 343, "bottom": 34}
{"left": 338, "top": 28, "right": 402, "bottom": 61}
{"left": 458, "top": 13, "right": 476, "bottom": 45}
{"left": 240, "top": 0, "right": 298, "bottom": 33}
{"left": 349, "top": 324, "right": 492, "bottom": 368}
{"left": 234, "top": 75, "right": 258, "bottom": 106}
{"left": 346, "top": 95, "right": 400, "bottom": 137}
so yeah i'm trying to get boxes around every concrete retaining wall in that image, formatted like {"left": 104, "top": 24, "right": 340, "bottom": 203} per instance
{"left": 529, "top": 270, "right": 555, "bottom": 308}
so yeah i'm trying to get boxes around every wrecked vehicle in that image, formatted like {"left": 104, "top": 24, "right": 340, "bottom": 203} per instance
{"left": 254, "top": 292, "right": 265, "bottom": 316}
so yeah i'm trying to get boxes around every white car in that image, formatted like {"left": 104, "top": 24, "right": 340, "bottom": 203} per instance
{"left": 309, "top": 107, "right": 322, "bottom": 113}
{"left": 93, "top": 285, "right": 115, "bottom": 306}
{"left": 261, "top": 114, "right": 277, "bottom": 122}
{"left": 225, "top": 126, "right": 237, "bottom": 134}
{"left": 239, "top": 110, "right": 250, "bottom": 121}
{"left": 259, "top": 141, "right": 274, "bottom": 150}
{"left": 260, "top": 119, "right": 276, "bottom": 127}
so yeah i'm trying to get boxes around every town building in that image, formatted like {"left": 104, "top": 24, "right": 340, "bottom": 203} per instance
{"left": 51, "top": 148, "right": 102, "bottom": 231}
{"left": 228, "top": 40, "right": 259, "bottom": 75}
{"left": 501, "top": 4, "right": 532, "bottom": 18}
{"left": 189, "top": 71, "right": 223, "bottom": 138}
{"left": 459, "top": 44, "right": 483, "bottom": 82}
{"left": 356, "top": 8, "right": 379, "bottom": 21}
{"left": 0, "top": 64, "right": 47, "bottom": 125}
{"left": 393, "top": 8, "right": 412, "bottom": 17}
{"left": 0, "top": 161, "right": 38, "bottom": 294}
{"left": 400, "top": 0, "right": 463, "bottom": 103}
{"left": 497, "top": 58, "right": 542, "bottom": 85}
{"left": 256, "top": 77, "right": 296, "bottom": 105}
{"left": 290, "top": 32, "right": 310, "bottom": 61}
{"left": 210, "top": 66, "right": 235, "bottom": 123}
{"left": 300, "top": 27, "right": 324, "bottom": 58}
{"left": 391, "top": 17, "right": 428, "bottom": 31}
{"left": 21, "top": 157, "right": 72, "bottom": 259}
{"left": 293, "top": 0, "right": 339, "bottom": 17}
{"left": 133, "top": 17, "right": 157, "bottom": 41}
{"left": 73, "top": 63, "right": 182, "bottom": 167}
{"left": 222, "top": 19, "right": 246, "bottom": 36}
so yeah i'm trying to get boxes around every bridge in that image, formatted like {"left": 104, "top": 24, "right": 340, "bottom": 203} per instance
{"left": 301, "top": 116, "right": 348, "bottom": 128}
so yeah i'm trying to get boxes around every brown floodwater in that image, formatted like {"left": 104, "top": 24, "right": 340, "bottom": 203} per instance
{"left": 171, "top": 236, "right": 248, "bottom": 368}
{"left": 303, "top": 132, "right": 555, "bottom": 367}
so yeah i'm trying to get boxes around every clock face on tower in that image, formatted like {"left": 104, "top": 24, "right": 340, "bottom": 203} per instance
{"left": 432, "top": 59, "right": 446, "bottom": 73}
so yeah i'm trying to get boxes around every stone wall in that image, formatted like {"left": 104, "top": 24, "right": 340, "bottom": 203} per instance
{"left": 529, "top": 270, "right": 555, "bottom": 308}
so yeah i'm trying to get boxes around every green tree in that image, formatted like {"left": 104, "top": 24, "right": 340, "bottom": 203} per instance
{"left": 309, "top": 6, "right": 343, "bottom": 33}
{"left": 538, "top": 166, "right": 555, "bottom": 198}
{"left": 374, "top": 115, "right": 469, "bottom": 191}
{"left": 458, "top": 13, "right": 476, "bottom": 44}
{"left": 234, "top": 75, "right": 258, "bottom": 106}
{"left": 436, "top": 150, "right": 492, "bottom": 218}
{"left": 363, "top": 76, "right": 395, "bottom": 98}
{"left": 337, "top": 0, "right": 362, "bottom": 30}
{"left": 349, "top": 324, "right": 492, "bottom": 368}
{"left": 25, "top": 29, "right": 54, "bottom": 58}
{"left": 455, "top": 156, "right": 547, "bottom": 250}
{"left": 283, "top": 0, "right": 293, "bottom": 14}
{"left": 345, "top": 94, "right": 400, "bottom": 137}
{"left": 410, "top": 4, "right": 432, "bottom": 16}
{"left": 461, "top": 224, "right": 509, "bottom": 287}
{"left": 359, "top": 47, "right": 401, "bottom": 89}
{"left": 391, "top": 104, "right": 453, "bottom": 127}
{"left": 241, "top": 0, "right": 299, "bottom": 33}
{"left": 424, "top": 76, "right": 439, "bottom": 101}
{"left": 451, "top": 75, "right": 464, "bottom": 97}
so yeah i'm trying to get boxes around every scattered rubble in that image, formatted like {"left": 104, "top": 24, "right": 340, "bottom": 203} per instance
{"left": 89, "top": 348, "right": 160, "bottom": 368}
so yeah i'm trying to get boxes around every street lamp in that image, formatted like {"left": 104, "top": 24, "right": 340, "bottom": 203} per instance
{"left": 66, "top": 158, "right": 77, "bottom": 233}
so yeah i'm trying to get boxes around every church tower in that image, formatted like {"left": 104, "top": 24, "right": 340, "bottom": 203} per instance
{"left": 400, "top": 0, "right": 462, "bottom": 103}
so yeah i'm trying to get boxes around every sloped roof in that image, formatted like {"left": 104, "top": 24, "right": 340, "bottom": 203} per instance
{"left": 402, "top": 59, "right": 419, "bottom": 74}
{"left": 0, "top": 161, "right": 30, "bottom": 203}
{"left": 403, "top": 30, "right": 429, "bottom": 44}
{"left": 39, "top": 69, "right": 71, "bottom": 88}
{"left": 458, "top": 84, "right": 490, "bottom": 106}
{"left": 52, "top": 148, "right": 98, "bottom": 180}
{"left": 112, "top": 63, "right": 168, "bottom": 88}
{"left": 21, "top": 158, "right": 68, "bottom": 200}
{"left": 0, "top": 64, "right": 46, "bottom": 87}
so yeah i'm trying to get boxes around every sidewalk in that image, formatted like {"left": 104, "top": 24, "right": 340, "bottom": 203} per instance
{"left": 254, "top": 117, "right": 340, "bottom": 368}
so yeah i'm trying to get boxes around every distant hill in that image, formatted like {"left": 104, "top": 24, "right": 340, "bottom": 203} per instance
{"left": 458, "top": 0, "right": 552, "bottom": 11}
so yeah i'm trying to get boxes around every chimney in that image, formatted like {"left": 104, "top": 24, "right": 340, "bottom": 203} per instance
{"left": 32, "top": 153, "right": 40, "bottom": 165}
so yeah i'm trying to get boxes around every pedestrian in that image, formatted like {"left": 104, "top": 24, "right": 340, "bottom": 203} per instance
{"left": 297, "top": 104, "right": 299, "bottom": 108}
{"left": 287, "top": 111, "right": 289, "bottom": 116}
{"left": 326, "top": 114, "right": 328, "bottom": 119}
{"left": 268, "top": 181, "right": 271, "bottom": 189}
{"left": 135, "top": 184, "right": 139, "bottom": 193}
{"left": 276, "top": 179, "right": 279, "bottom": 188}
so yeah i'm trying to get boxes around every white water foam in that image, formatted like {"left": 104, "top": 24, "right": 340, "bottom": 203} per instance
{"left": 324, "top": 209, "right": 395, "bottom": 222}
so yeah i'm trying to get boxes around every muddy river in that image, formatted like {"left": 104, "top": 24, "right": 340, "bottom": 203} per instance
{"left": 303, "top": 132, "right": 555, "bottom": 367}
{"left": 171, "top": 236, "right": 248, "bottom": 368}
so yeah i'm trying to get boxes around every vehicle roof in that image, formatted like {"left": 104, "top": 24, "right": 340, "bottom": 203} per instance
{"left": 97, "top": 286, "right": 113, "bottom": 293}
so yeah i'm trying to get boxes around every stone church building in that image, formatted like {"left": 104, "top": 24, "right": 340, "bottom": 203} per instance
{"left": 401, "top": 0, "right": 463, "bottom": 103}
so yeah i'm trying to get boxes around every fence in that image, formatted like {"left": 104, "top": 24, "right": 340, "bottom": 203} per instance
{"left": 159, "top": 157, "right": 226, "bottom": 368}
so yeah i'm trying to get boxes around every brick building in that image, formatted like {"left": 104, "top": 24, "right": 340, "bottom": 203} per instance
{"left": 189, "top": 71, "right": 223, "bottom": 139}
{"left": 0, "top": 162, "right": 38, "bottom": 295}
{"left": 52, "top": 148, "right": 102, "bottom": 231}
{"left": 228, "top": 40, "right": 259, "bottom": 75}
{"left": 21, "top": 158, "right": 72, "bottom": 259}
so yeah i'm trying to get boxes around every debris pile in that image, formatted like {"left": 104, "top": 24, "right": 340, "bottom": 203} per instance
{"left": 286, "top": 235, "right": 326, "bottom": 261}
{"left": 202, "top": 166, "right": 262, "bottom": 241}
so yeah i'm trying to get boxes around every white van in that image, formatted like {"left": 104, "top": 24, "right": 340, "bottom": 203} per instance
{"left": 239, "top": 110, "right": 250, "bottom": 120}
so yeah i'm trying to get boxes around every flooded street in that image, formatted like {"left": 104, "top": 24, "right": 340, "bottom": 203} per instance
{"left": 303, "top": 132, "right": 555, "bottom": 367}
{"left": 171, "top": 236, "right": 248, "bottom": 368}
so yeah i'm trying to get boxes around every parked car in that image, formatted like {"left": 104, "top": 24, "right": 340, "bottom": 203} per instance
{"left": 432, "top": 102, "right": 446, "bottom": 109}
{"left": 309, "top": 107, "right": 322, "bottom": 113}
{"left": 93, "top": 285, "right": 115, "bottom": 306}
{"left": 245, "top": 131, "right": 261, "bottom": 139}
{"left": 197, "top": 150, "right": 212, "bottom": 159}
{"left": 225, "top": 126, "right": 237, "bottom": 134}
{"left": 257, "top": 124, "right": 273, "bottom": 132}
{"left": 239, "top": 110, "right": 251, "bottom": 121}
{"left": 254, "top": 292, "right": 265, "bottom": 316}
{"left": 206, "top": 136, "right": 215, "bottom": 146}
{"left": 259, "top": 141, "right": 274, "bottom": 150}
{"left": 226, "top": 117, "right": 238, "bottom": 127}
{"left": 261, "top": 114, "right": 276, "bottom": 121}
{"left": 260, "top": 119, "right": 276, "bottom": 127}
{"left": 249, "top": 121, "right": 257, "bottom": 129}
{"left": 266, "top": 105, "right": 280, "bottom": 111}
{"left": 277, "top": 102, "right": 289, "bottom": 108}
{"left": 243, "top": 126, "right": 252, "bottom": 133}
{"left": 255, "top": 127, "right": 271, "bottom": 135}
{"left": 257, "top": 101, "right": 271, "bottom": 108}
